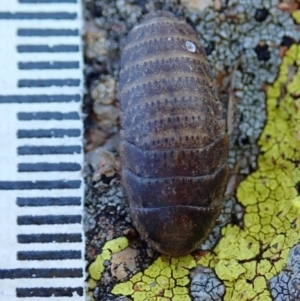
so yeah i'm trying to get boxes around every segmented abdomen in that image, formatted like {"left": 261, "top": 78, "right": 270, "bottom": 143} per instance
{"left": 120, "top": 11, "right": 229, "bottom": 256}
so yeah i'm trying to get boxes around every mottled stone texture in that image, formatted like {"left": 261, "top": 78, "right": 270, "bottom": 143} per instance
{"left": 119, "top": 11, "right": 228, "bottom": 257}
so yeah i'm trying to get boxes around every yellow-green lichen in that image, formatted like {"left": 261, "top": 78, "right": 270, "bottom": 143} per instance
{"left": 88, "top": 237, "right": 129, "bottom": 281}
{"left": 292, "top": 10, "right": 300, "bottom": 23}
{"left": 112, "top": 254, "right": 196, "bottom": 300}
{"left": 198, "top": 44, "right": 300, "bottom": 300}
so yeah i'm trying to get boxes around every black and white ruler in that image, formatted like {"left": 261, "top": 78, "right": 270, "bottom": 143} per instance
{"left": 0, "top": 0, "right": 85, "bottom": 300}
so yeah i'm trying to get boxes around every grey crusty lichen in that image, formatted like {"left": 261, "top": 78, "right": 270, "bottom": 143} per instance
{"left": 191, "top": 266, "right": 225, "bottom": 301}
{"left": 269, "top": 244, "right": 300, "bottom": 301}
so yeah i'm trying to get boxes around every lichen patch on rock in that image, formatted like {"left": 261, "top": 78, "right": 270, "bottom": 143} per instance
{"left": 198, "top": 42, "right": 300, "bottom": 301}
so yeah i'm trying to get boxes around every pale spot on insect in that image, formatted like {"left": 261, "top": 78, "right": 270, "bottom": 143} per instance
{"left": 186, "top": 41, "right": 196, "bottom": 52}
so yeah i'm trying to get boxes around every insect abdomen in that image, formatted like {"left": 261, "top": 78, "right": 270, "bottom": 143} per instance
{"left": 120, "top": 11, "right": 229, "bottom": 257}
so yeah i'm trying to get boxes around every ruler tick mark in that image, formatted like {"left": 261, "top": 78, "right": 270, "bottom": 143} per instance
{"left": 18, "top": 145, "right": 82, "bottom": 155}
{"left": 18, "top": 162, "right": 82, "bottom": 172}
{"left": 0, "top": 180, "right": 81, "bottom": 190}
{"left": 0, "top": 268, "right": 83, "bottom": 279}
{"left": 19, "top": 0, "right": 78, "bottom": 3}
{"left": 17, "top": 215, "right": 82, "bottom": 225}
{"left": 0, "top": 12, "right": 77, "bottom": 20}
{"left": 17, "top": 233, "right": 82, "bottom": 243}
{"left": 17, "top": 197, "right": 81, "bottom": 206}
{"left": 0, "top": 94, "right": 80, "bottom": 103}
{"left": 18, "top": 28, "right": 79, "bottom": 37}
{"left": 17, "top": 129, "right": 81, "bottom": 138}
{"left": 18, "top": 79, "right": 80, "bottom": 88}
{"left": 18, "top": 111, "right": 80, "bottom": 120}
{"left": 16, "top": 287, "right": 84, "bottom": 298}
{"left": 17, "top": 44, "right": 80, "bottom": 53}
{"left": 18, "top": 61, "right": 80, "bottom": 70}
{"left": 17, "top": 250, "right": 82, "bottom": 260}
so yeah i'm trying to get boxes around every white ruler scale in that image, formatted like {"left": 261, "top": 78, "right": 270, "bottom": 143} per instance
{"left": 0, "top": 0, "right": 85, "bottom": 300}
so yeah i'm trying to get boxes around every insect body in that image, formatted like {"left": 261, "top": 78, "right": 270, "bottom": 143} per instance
{"left": 119, "top": 11, "right": 229, "bottom": 257}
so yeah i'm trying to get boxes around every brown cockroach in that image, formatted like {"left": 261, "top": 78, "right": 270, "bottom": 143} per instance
{"left": 119, "top": 11, "right": 229, "bottom": 257}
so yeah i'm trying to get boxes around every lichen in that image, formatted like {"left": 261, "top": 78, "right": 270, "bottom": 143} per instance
{"left": 112, "top": 255, "right": 196, "bottom": 301}
{"left": 89, "top": 237, "right": 129, "bottom": 281}
{"left": 198, "top": 43, "right": 300, "bottom": 301}
{"left": 269, "top": 243, "right": 300, "bottom": 300}
{"left": 190, "top": 266, "right": 225, "bottom": 300}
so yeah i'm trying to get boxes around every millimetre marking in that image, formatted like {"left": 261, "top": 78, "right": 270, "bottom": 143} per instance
{"left": 17, "top": 129, "right": 81, "bottom": 138}
{"left": 18, "top": 162, "right": 81, "bottom": 172}
{"left": 17, "top": 215, "right": 82, "bottom": 225}
{"left": 0, "top": 12, "right": 77, "bottom": 20}
{"left": 19, "top": 0, "right": 77, "bottom": 3}
{"left": 17, "top": 250, "right": 81, "bottom": 260}
{"left": 0, "top": 268, "right": 82, "bottom": 279}
{"left": 17, "top": 111, "right": 80, "bottom": 120}
{"left": 18, "top": 29, "right": 79, "bottom": 37}
{"left": 18, "top": 61, "right": 79, "bottom": 70}
{"left": 0, "top": 94, "right": 80, "bottom": 103}
{"left": 18, "top": 79, "right": 80, "bottom": 87}
{"left": 16, "top": 287, "right": 84, "bottom": 298}
{"left": 17, "top": 233, "right": 82, "bottom": 244}
{"left": 17, "top": 197, "right": 81, "bottom": 206}
{"left": 18, "top": 145, "right": 81, "bottom": 155}
{"left": 17, "top": 44, "right": 79, "bottom": 53}
{"left": 0, "top": 180, "right": 81, "bottom": 190}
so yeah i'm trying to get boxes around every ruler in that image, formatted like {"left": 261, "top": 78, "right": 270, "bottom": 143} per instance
{"left": 0, "top": 0, "right": 85, "bottom": 300}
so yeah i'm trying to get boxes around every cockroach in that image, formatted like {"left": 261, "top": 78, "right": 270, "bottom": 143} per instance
{"left": 119, "top": 11, "right": 229, "bottom": 257}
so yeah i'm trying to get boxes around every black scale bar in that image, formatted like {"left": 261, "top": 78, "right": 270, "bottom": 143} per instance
{"left": 0, "top": 180, "right": 81, "bottom": 190}
{"left": 18, "top": 145, "right": 81, "bottom": 155}
{"left": 17, "top": 250, "right": 81, "bottom": 260}
{"left": 18, "top": 162, "right": 81, "bottom": 172}
{"left": 17, "top": 111, "right": 80, "bottom": 120}
{"left": 17, "top": 129, "right": 81, "bottom": 138}
{"left": 17, "top": 233, "right": 82, "bottom": 243}
{"left": 18, "top": 215, "right": 82, "bottom": 225}
{"left": 16, "top": 287, "right": 83, "bottom": 298}
{"left": 18, "top": 61, "right": 79, "bottom": 70}
{"left": 17, "top": 44, "right": 79, "bottom": 53}
{"left": 18, "top": 29, "right": 79, "bottom": 36}
{"left": 19, "top": 0, "right": 78, "bottom": 3}
{"left": 0, "top": 12, "right": 77, "bottom": 20}
{"left": 0, "top": 94, "right": 80, "bottom": 103}
{"left": 17, "top": 197, "right": 81, "bottom": 206}
{"left": 0, "top": 268, "right": 82, "bottom": 279}
{"left": 18, "top": 79, "right": 80, "bottom": 87}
